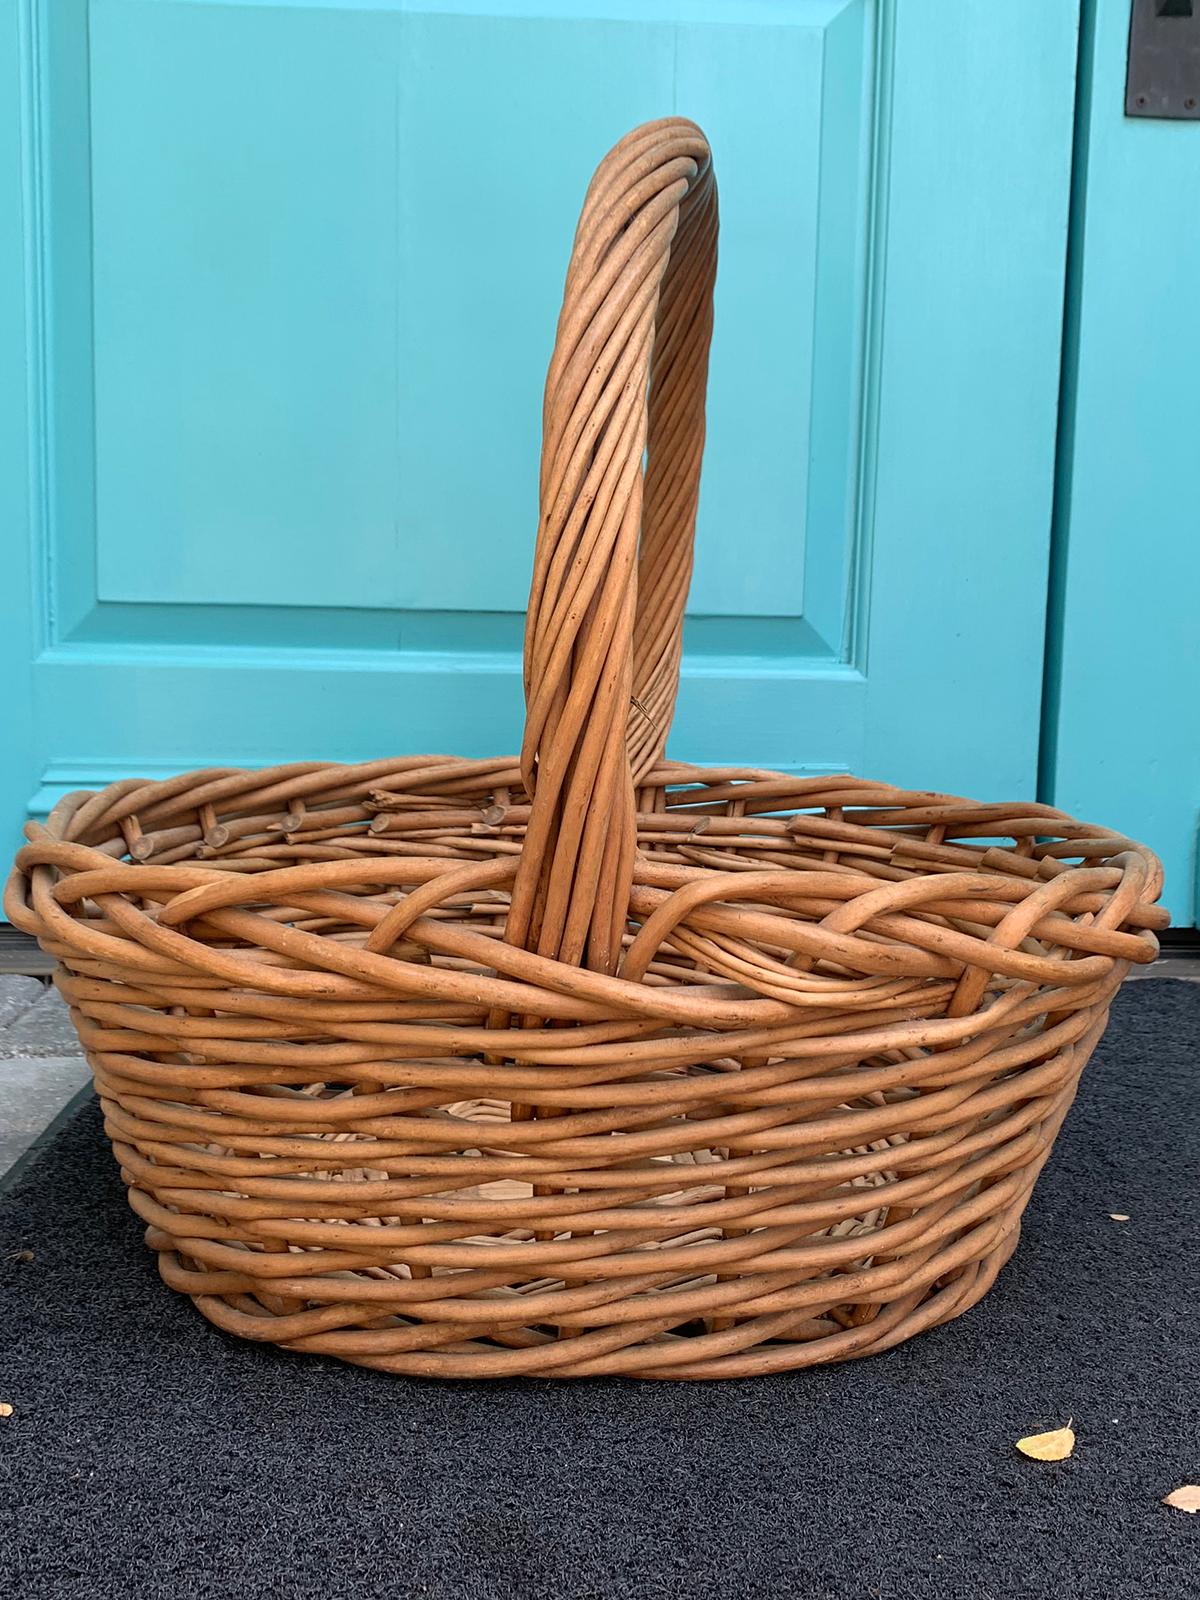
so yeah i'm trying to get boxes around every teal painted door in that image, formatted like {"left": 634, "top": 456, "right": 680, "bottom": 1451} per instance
{"left": 1044, "top": 0, "right": 1200, "bottom": 927}
{"left": 1, "top": 1, "right": 1079, "bottom": 859}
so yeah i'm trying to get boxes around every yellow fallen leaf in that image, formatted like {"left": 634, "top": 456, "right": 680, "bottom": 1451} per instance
{"left": 1016, "top": 1423, "right": 1075, "bottom": 1460}
{"left": 1163, "top": 1486, "right": 1200, "bottom": 1514}
{"left": 1109, "top": 1213, "right": 1130, "bottom": 1222}
{"left": 0, "top": 1403, "right": 13, "bottom": 1419}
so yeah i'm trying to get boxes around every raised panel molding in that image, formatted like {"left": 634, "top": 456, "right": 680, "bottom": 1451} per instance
{"left": 29, "top": 0, "right": 882, "bottom": 662}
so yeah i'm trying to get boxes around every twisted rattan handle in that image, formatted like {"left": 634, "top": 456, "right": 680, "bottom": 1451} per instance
{"left": 506, "top": 118, "right": 717, "bottom": 977}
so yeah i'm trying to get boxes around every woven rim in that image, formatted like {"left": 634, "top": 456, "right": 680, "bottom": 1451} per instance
{"left": 2, "top": 118, "right": 1168, "bottom": 1378}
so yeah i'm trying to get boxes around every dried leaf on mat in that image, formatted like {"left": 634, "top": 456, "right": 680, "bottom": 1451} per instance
{"left": 1016, "top": 1424, "right": 1075, "bottom": 1460}
{"left": 1163, "top": 1486, "right": 1200, "bottom": 1514}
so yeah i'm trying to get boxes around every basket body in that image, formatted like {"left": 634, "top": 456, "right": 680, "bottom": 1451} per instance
{"left": 4, "top": 120, "right": 1166, "bottom": 1377}
{"left": 7, "top": 758, "right": 1162, "bottom": 1379}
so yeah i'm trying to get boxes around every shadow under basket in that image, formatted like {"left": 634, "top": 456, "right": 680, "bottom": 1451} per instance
{"left": 5, "top": 119, "right": 1166, "bottom": 1379}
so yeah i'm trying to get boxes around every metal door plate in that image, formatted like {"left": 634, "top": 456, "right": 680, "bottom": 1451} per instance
{"left": 1127, "top": 0, "right": 1200, "bottom": 118}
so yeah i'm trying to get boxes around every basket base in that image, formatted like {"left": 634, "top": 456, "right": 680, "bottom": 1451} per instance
{"left": 144, "top": 1208, "right": 1023, "bottom": 1380}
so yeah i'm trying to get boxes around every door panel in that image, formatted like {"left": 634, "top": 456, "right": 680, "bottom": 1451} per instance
{"left": 2, "top": 0, "right": 1080, "bottom": 853}
{"left": 1046, "top": 0, "right": 1200, "bottom": 925}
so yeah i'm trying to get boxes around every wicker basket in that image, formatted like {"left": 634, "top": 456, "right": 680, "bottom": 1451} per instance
{"left": 6, "top": 119, "right": 1165, "bottom": 1379}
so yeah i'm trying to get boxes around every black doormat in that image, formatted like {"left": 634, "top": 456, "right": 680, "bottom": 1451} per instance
{"left": 1, "top": 981, "right": 1197, "bottom": 1600}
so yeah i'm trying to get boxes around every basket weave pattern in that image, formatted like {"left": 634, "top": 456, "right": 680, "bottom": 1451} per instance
{"left": 6, "top": 121, "right": 1165, "bottom": 1379}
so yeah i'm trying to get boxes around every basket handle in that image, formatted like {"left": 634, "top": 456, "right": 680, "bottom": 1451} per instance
{"left": 506, "top": 118, "right": 717, "bottom": 977}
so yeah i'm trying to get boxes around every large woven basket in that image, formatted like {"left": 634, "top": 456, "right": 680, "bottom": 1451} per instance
{"left": 7, "top": 119, "right": 1165, "bottom": 1379}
